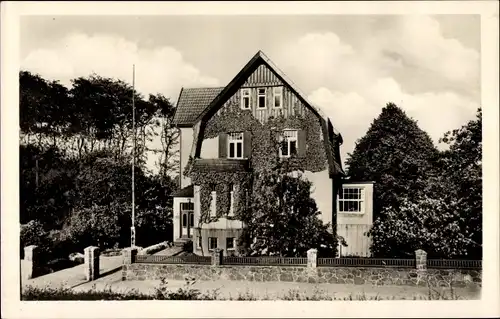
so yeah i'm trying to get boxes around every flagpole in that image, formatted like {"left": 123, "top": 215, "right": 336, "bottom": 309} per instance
{"left": 131, "top": 64, "right": 136, "bottom": 248}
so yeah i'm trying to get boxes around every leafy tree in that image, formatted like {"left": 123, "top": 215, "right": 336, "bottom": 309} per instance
{"left": 239, "top": 163, "right": 338, "bottom": 257}
{"left": 368, "top": 108, "right": 482, "bottom": 259}
{"left": 346, "top": 102, "right": 439, "bottom": 220}
{"left": 65, "top": 204, "right": 123, "bottom": 251}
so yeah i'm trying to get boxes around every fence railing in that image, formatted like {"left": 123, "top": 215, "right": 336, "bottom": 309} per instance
{"left": 427, "top": 259, "right": 482, "bottom": 269}
{"left": 133, "top": 253, "right": 481, "bottom": 270}
{"left": 223, "top": 256, "right": 307, "bottom": 266}
{"left": 318, "top": 258, "right": 416, "bottom": 267}
{"left": 135, "top": 254, "right": 211, "bottom": 264}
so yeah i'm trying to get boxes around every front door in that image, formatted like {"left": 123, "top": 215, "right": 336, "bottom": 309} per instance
{"left": 180, "top": 202, "right": 194, "bottom": 238}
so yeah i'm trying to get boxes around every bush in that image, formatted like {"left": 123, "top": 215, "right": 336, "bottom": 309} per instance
{"left": 20, "top": 220, "right": 50, "bottom": 259}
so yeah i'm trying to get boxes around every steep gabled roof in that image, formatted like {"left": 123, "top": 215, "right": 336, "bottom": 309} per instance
{"left": 172, "top": 87, "right": 224, "bottom": 127}
{"left": 193, "top": 51, "right": 336, "bottom": 132}
{"left": 186, "top": 51, "right": 344, "bottom": 177}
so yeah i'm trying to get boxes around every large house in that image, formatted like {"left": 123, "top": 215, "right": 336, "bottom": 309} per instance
{"left": 171, "top": 51, "right": 373, "bottom": 257}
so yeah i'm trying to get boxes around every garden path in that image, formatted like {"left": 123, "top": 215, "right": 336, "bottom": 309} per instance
{"left": 21, "top": 256, "right": 122, "bottom": 290}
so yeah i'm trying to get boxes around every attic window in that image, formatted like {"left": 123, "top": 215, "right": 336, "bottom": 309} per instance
{"left": 257, "top": 88, "right": 266, "bottom": 109}
{"left": 241, "top": 89, "right": 251, "bottom": 109}
{"left": 273, "top": 87, "right": 283, "bottom": 108}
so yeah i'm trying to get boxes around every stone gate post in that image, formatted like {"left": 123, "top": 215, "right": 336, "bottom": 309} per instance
{"left": 84, "top": 246, "right": 100, "bottom": 281}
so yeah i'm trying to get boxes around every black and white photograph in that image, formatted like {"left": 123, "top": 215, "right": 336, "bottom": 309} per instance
{"left": 1, "top": 1, "right": 499, "bottom": 318}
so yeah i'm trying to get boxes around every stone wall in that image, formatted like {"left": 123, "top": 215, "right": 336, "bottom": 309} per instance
{"left": 122, "top": 263, "right": 481, "bottom": 288}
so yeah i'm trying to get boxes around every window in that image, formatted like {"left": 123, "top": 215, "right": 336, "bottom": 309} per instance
{"left": 338, "top": 187, "right": 364, "bottom": 213}
{"left": 241, "top": 89, "right": 251, "bottom": 109}
{"left": 226, "top": 237, "right": 235, "bottom": 250}
{"left": 197, "top": 236, "right": 202, "bottom": 249}
{"left": 273, "top": 87, "right": 283, "bottom": 108}
{"left": 181, "top": 202, "right": 194, "bottom": 211}
{"left": 189, "top": 213, "right": 194, "bottom": 227}
{"left": 182, "top": 214, "right": 187, "bottom": 227}
{"left": 257, "top": 88, "right": 266, "bottom": 109}
{"left": 279, "top": 130, "right": 298, "bottom": 158}
{"left": 209, "top": 237, "right": 218, "bottom": 250}
{"left": 228, "top": 132, "right": 244, "bottom": 159}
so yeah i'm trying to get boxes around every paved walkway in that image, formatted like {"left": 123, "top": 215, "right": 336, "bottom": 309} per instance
{"left": 21, "top": 256, "right": 122, "bottom": 290}
{"left": 73, "top": 272, "right": 481, "bottom": 300}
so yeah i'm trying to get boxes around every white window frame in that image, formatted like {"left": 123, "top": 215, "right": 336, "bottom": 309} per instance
{"left": 241, "top": 88, "right": 251, "bottom": 110}
{"left": 338, "top": 187, "right": 365, "bottom": 214}
{"left": 257, "top": 88, "right": 267, "bottom": 109}
{"left": 226, "top": 237, "right": 236, "bottom": 250}
{"left": 227, "top": 132, "right": 244, "bottom": 159}
{"left": 208, "top": 237, "right": 218, "bottom": 251}
{"left": 278, "top": 130, "right": 298, "bottom": 158}
{"left": 273, "top": 87, "right": 283, "bottom": 108}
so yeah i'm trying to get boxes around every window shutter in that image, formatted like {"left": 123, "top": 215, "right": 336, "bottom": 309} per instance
{"left": 298, "top": 129, "right": 307, "bottom": 157}
{"left": 219, "top": 133, "right": 227, "bottom": 158}
{"left": 274, "top": 130, "right": 281, "bottom": 155}
{"left": 243, "top": 131, "right": 252, "bottom": 158}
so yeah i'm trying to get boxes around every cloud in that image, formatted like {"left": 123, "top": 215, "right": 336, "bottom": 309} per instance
{"left": 21, "top": 32, "right": 220, "bottom": 99}
{"left": 275, "top": 16, "right": 480, "bottom": 165}
{"left": 309, "top": 81, "right": 478, "bottom": 163}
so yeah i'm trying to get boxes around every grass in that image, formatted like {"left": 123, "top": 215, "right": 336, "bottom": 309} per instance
{"left": 22, "top": 276, "right": 469, "bottom": 300}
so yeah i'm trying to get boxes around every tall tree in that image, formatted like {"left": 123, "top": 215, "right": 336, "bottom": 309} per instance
{"left": 367, "top": 108, "right": 482, "bottom": 259}
{"left": 345, "top": 102, "right": 439, "bottom": 220}
{"left": 239, "top": 163, "right": 338, "bottom": 257}
{"left": 147, "top": 94, "right": 179, "bottom": 179}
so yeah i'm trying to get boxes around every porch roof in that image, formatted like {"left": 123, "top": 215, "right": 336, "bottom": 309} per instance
{"left": 172, "top": 184, "right": 194, "bottom": 197}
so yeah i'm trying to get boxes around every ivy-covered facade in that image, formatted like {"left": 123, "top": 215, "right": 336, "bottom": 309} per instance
{"left": 172, "top": 51, "right": 357, "bottom": 256}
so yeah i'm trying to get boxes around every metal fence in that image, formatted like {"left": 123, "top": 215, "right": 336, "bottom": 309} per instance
{"left": 134, "top": 254, "right": 481, "bottom": 270}
{"left": 318, "top": 257, "right": 416, "bottom": 267}
{"left": 135, "top": 254, "right": 211, "bottom": 264}
{"left": 223, "top": 256, "right": 308, "bottom": 266}
{"left": 427, "top": 259, "right": 482, "bottom": 269}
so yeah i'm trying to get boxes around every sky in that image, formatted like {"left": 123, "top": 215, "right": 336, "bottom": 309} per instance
{"left": 20, "top": 14, "right": 481, "bottom": 170}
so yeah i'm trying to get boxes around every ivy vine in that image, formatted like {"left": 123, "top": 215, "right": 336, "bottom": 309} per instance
{"left": 186, "top": 99, "right": 329, "bottom": 224}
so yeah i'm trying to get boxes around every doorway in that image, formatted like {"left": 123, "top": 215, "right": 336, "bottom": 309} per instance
{"left": 180, "top": 202, "right": 194, "bottom": 238}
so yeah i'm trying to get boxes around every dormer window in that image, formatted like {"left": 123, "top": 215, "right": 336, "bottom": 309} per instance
{"left": 257, "top": 88, "right": 266, "bottom": 109}
{"left": 279, "top": 130, "right": 298, "bottom": 158}
{"left": 273, "top": 87, "right": 283, "bottom": 108}
{"left": 228, "top": 132, "right": 244, "bottom": 159}
{"left": 241, "top": 89, "right": 251, "bottom": 109}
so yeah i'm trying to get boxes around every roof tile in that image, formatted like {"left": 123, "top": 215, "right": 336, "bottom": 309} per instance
{"left": 172, "top": 87, "right": 224, "bottom": 126}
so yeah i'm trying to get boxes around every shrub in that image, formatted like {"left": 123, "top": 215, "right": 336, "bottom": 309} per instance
{"left": 20, "top": 220, "right": 50, "bottom": 259}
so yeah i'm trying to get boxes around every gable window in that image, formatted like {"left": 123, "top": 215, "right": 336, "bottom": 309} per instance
{"left": 228, "top": 132, "right": 244, "bottom": 159}
{"left": 241, "top": 88, "right": 251, "bottom": 109}
{"left": 226, "top": 237, "right": 236, "bottom": 250}
{"left": 209, "top": 237, "right": 218, "bottom": 250}
{"left": 257, "top": 88, "right": 266, "bottom": 109}
{"left": 338, "top": 187, "right": 364, "bottom": 214}
{"left": 279, "top": 130, "right": 298, "bottom": 158}
{"left": 273, "top": 87, "right": 283, "bottom": 108}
